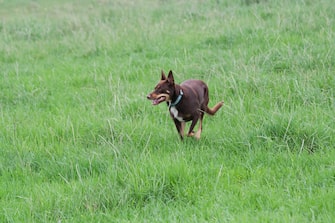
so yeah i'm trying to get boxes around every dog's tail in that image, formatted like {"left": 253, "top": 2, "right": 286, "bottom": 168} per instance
{"left": 205, "top": 101, "right": 224, "bottom": 115}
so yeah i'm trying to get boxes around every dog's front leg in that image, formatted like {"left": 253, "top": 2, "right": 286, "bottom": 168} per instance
{"left": 173, "top": 119, "right": 185, "bottom": 140}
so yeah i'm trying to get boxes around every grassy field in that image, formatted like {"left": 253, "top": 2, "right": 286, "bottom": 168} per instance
{"left": 1, "top": 0, "right": 335, "bottom": 222}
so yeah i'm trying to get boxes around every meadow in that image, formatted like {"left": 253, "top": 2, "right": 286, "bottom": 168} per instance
{"left": 0, "top": 0, "right": 334, "bottom": 222}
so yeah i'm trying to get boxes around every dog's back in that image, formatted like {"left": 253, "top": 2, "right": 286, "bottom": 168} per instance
{"left": 180, "top": 79, "right": 209, "bottom": 111}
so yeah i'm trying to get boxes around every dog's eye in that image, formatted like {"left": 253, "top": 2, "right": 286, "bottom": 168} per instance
{"left": 166, "top": 90, "right": 170, "bottom": 94}
{"left": 154, "top": 86, "right": 160, "bottom": 90}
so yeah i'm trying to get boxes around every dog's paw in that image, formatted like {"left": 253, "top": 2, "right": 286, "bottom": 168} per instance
{"left": 187, "top": 132, "right": 195, "bottom": 137}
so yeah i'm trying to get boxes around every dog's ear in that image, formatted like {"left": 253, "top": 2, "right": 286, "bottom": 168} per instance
{"left": 167, "top": 70, "right": 174, "bottom": 85}
{"left": 161, "top": 70, "right": 166, "bottom": 80}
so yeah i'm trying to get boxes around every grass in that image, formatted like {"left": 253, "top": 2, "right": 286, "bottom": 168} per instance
{"left": 1, "top": 0, "right": 335, "bottom": 222}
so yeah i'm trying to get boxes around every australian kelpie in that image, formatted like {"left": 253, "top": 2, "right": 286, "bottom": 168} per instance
{"left": 147, "top": 70, "right": 223, "bottom": 140}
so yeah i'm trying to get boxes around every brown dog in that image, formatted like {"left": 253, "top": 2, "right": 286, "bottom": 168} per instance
{"left": 147, "top": 70, "right": 223, "bottom": 140}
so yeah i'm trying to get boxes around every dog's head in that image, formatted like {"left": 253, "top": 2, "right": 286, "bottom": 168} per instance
{"left": 147, "top": 70, "right": 175, "bottom": 105}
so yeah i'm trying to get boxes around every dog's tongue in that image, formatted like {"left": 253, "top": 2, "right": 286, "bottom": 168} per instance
{"left": 152, "top": 96, "right": 165, "bottom": 105}
{"left": 152, "top": 99, "right": 159, "bottom": 105}
{"left": 151, "top": 95, "right": 166, "bottom": 105}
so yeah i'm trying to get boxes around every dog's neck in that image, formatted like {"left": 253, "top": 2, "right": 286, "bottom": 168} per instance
{"left": 168, "top": 86, "right": 183, "bottom": 108}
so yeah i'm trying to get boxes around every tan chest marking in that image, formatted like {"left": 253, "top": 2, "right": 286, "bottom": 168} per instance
{"left": 170, "top": 106, "right": 184, "bottom": 122}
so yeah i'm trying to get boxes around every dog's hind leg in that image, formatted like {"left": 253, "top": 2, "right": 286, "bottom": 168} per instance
{"left": 187, "top": 116, "right": 199, "bottom": 138}
{"left": 194, "top": 113, "right": 204, "bottom": 139}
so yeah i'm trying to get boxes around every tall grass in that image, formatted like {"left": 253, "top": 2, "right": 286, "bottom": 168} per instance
{"left": 1, "top": 0, "right": 334, "bottom": 222}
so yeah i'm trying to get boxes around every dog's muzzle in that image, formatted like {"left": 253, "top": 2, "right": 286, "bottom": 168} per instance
{"left": 147, "top": 93, "right": 169, "bottom": 105}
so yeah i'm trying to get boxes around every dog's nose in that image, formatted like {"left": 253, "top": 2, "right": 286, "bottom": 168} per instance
{"left": 146, "top": 94, "right": 151, "bottom": 99}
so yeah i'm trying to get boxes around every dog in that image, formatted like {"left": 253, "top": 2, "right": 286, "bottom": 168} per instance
{"left": 147, "top": 70, "right": 223, "bottom": 140}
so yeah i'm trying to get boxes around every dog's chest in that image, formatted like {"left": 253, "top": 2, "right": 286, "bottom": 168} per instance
{"left": 170, "top": 106, "right": 184, "bottom": 122}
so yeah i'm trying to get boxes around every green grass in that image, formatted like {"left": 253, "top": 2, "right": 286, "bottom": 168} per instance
{"left": 1, "top": 0, "right": 335, "bottom": 222}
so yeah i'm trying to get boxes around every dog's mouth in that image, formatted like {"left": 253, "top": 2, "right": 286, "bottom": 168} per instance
{"left": 152, "top": 96, "right": 166, "bottom": 105}
{"left": 149, "top": 93, "right": 169, "bottom": 105}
